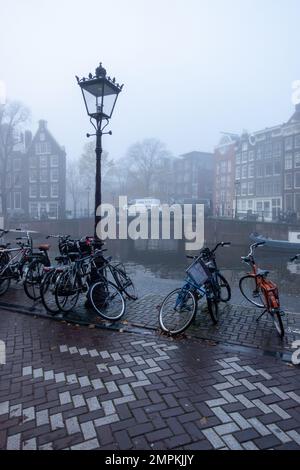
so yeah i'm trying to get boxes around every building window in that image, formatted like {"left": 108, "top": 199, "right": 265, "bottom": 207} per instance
{"left": 40, "top": 184, "right": 48, "bottom": 198}
{"left": 241, "top": 165, "right": 247, "bottom": 179}
{"left": 265, "top": 162, "right": 273, "bottom": 177}
{"left": 14, "top": 192, "right": 21, "bottom": 209}
{"left": 235, "top": 166, "right": 241, "bottom": 179}
{"left": 295, "top": 172, "right": 300, "bottom": 189}
{"left": 285, "top": 194, "right": 293, "bottom": 211}
{"left": 49, "top": 203, "right": 58, "bottom": 219}
{"left": 242, "top": 142, "right": 248, "bottom": 152}
{"left": 248, "top": 200, "right": 253, "bottom": 210}
{"left": 285, "top": 136, "right": 293, "bottom": 151}
{"left": 50, "top": 168, "right": 59, "bottom": 182}
{"left": 40, "top": 156, "right": 48, "bottom": 167}
{"left": 295, "top": 135, "right": 300, "bottom": 148}
{"left": 295, "top": 194, "right": 300, "bottom": 213}
{"left": 30, "top": 169, "right": 37, "bottom": 182}
{"left": 51, "top": 155, "right": 59, "bottom": 167}
{"left": 274, "top": 159, "right": 281, "bottom": 175}
{"left": 295, "top": 152, "right": 300, "bottom": 168}
{"left": 29, "top": 185, "right": 37, "bottom": 198}
{"left": 256, "top": 164, "right": 263, "bottom": 178}
{"left": 273, "top": 141, "right": 282, "bottom": 157}
{"left": 273, "top": 179, "right": 281, "bottom": 196}
{"left": 265, "top": 143, "right": 272, "bottom": 158}
{"left": 256, "top": 145, "right": 264, "bottom": 160}
{"left": 285, "top": 174, "right": 293, "bottom": 190}
{"left": 256, "top": 181, "right": 263, "bottom": 196}
{"left": 242, "top": 152, "right": 248, "bottom": 163}
{"left": 14, "top": 173, "right": 21, "bottom": 187}
{"left": 51, "top": 183, "right": 59, "bottom": 198}
{"left": 40, "top": 169, "right": 48, "bottom": 182}
{"left": 248, "top": 163, "right": 254, "bottom": 178}
{"left": 248, "top": 181, "right": 254, "bottom": 195}
{"left": 29, "top": 203, "right": 38, "bottom": 218}
{"left": 39, "top": 132, "right": 45, "bottom": 141}
{"left": 248, "top": 151, "right": 254, "bottom": 161}
{"left": 285, "top": 153, "right": 293, "bottom": 170}
{"left": 264, "top": 181, "right": 272, "bottom": 196}
{"left": 241, "top": 183, "right": 247, "bottom": 196}
{"left": 35, "top": 142, "right": 51, "bottom": 155}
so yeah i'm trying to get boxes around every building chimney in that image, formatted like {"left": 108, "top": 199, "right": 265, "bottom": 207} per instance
{"left": 38, "top": 119, "right": 47, "bottom": 129}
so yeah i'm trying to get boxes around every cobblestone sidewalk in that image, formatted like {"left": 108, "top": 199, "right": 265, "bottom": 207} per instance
{"left": 0, "top": 310, "right": 299, "bottom": 450}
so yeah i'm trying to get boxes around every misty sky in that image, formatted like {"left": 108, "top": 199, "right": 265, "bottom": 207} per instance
{"left": 1, "top": 0, "right": 300, "bottom": 162}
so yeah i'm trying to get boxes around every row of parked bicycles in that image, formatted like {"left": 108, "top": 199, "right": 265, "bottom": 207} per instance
{"left": 0, "top": 229, "right": 137, "bottom": 321}
{"left": 0, "top": 228, "right": 298, "bottom": 340}
{"left": 159, "top": 241, "right": 300, "bottom": 339}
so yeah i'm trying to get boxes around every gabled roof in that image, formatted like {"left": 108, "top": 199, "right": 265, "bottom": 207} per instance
{"left": 27, "top": 120, "right": 66, "bottom": 155}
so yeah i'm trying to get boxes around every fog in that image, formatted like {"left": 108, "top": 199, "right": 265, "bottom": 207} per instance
{"left": 1, "top": 0, "right": 300, "bottom": 160}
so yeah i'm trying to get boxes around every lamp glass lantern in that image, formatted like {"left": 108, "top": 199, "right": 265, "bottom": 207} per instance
{"left": 77, "top": 64, "right": 122, "bottom": 121}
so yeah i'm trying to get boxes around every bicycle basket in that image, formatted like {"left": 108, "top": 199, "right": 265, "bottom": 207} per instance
{"left": 186, "top": 257, "right": 211, "bottom": 286}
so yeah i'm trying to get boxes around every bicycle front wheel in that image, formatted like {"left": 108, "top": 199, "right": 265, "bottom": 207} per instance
{"left": 115, "top": 268, "right": 137, "bottom": 300}
{"left": 89, "top": 280, "right": 125, "bottom": 321}
{"left": 216, "top": 273, "right": 231, "bottom": 302}
{"left": 159, "top": 288, "right": 196, "bottom": 335}
{"left": 239, "top": 275, "right": 265, "bottom": 308}
{"left": 0, "top": 273, "right": 10, "bottom": 296}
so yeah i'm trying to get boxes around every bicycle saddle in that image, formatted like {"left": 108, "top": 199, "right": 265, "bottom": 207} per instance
{"left": 38, "top": 244, "right": 50, "bottom": 251}
{"left": 257, "top": 269, "right": 270, "bottom": 277}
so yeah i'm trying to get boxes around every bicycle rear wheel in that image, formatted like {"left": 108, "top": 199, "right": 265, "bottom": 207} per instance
{"left": 239, "top": 275, "right": 265, "bottom": 308}
{"left": 159, "top": 288, "right": 196, "bottom": 335}
{"left": 55, "top": 270, "right": 80, "bottom": 312}
{"left": 23, "top": 259, "right": 45, "bottom": 300}
{"left": 89, "top": 280, "right": 125, "bottom": 321}
{"left": 271, "top": 309, "right": 285, "bottom": 339}
{"left": 0, "top": 273, "right": 10, "bottom": 296}
{"left": 205, "top": 283, "right": 219, "bottom": 324}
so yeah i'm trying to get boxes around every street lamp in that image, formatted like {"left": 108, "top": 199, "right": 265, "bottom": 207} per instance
{"left": 76, "top": 62, "right": 123, "bottom": 243}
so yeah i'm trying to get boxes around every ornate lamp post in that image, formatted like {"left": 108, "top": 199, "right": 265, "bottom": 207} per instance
{"left": 76, "top": 63, "right": 123, "bottom": 245}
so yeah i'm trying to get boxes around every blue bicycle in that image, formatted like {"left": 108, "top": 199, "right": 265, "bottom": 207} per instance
{"left": 158, "top": 243, "right": 231, "bottom": 335}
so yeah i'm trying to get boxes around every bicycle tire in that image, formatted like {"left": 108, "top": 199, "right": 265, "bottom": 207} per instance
{"left": 0, "top": 274, "right": 11, "bottom": 296}
{"left": 271, "top": 309, "right": 285, "bottom": 339}
{"left": 89, "top": 280, "right": 125, "bottom": 321}
{"left": 239, "top": 275, "right": 265, "bottom": 308}
{"left": 23, "top": 259, "right": 45, "bottom": 300}
{"left": 159, "top": 288, "right": 196, "bottom": 335}
{"left": 55, "top": 270, "right": 80, "bottom": 312}
{"left": 41, "top": 270, "right": 61, "bottom": 315}
{"left": 215, "top": 273, "right": 231, "bottom": 302}
{"left": 114, "top": 268, "right": 137, "bottom": 300}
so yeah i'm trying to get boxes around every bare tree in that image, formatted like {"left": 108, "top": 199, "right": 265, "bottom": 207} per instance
{"left": 125, "top": 138, "right": 171, "bottom": 198}
{"left": 78, "top": 140, "right": 114, "bottom": 190}
{"left": 67, "top": 161, "right": 82, "bottom": 218}
{"left": 0, "top": 101, "right": 30, "bottom": 222}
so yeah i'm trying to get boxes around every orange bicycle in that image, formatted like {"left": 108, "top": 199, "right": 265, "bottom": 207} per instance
{"left": 239, "top": 242, "right": 285, "bottom": 338}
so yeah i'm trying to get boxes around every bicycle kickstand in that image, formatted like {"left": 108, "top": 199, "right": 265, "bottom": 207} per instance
{"left": 256, "top": 309, "right": 267, "bottom": 322}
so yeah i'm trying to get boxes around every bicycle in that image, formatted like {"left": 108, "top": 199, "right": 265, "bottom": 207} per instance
{"left": 0, "top": 230, "right": 50, "bottom": 299}
{"left": 159, "top": 243, "right": 231, "bottom": 335}
{"left": 239, "top": 242, "right": 285, "bottom": 338}
{"left": 54, "top": 249, "right": 126, "bottom": 321}
{"left": 40, "top": 235, "right": 75, "bottom": 315}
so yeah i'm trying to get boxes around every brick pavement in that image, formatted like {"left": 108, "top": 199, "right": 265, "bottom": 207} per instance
{"left": 0, "top": 309, "right": 299, "bottom": 450}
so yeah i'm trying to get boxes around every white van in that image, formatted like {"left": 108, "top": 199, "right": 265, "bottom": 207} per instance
{"left": 124, "top": 198, "right": 161, "bottom": 213}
